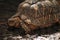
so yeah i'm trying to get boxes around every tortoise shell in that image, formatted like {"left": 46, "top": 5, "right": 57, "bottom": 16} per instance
{"left": 8, "top": 0, "right": 60, "bottom": 33}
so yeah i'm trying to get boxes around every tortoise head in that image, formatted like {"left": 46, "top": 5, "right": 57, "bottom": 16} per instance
{"left": 8, "top": 17, "right": 21, "bottom": 28}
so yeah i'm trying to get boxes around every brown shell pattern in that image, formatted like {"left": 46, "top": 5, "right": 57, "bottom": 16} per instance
{"left": 8, "top": 0, "right": 60, "bottom": 33}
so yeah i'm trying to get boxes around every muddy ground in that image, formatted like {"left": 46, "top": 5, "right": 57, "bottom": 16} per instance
{"left": 0, "top": 22, "right": 60, "bottom": 40}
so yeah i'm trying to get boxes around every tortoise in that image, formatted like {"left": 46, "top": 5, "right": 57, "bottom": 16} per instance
{"left": 8, "top": 0, "right": 60, "bottom": 34}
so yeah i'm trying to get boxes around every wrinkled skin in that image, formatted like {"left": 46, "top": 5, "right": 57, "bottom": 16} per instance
{"left": 8, "top": 0, "right": 60, "bottom": 33}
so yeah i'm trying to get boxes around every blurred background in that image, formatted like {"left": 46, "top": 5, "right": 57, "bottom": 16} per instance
{"left": 0, "top": 0, "right": 25, "bottom": 24}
